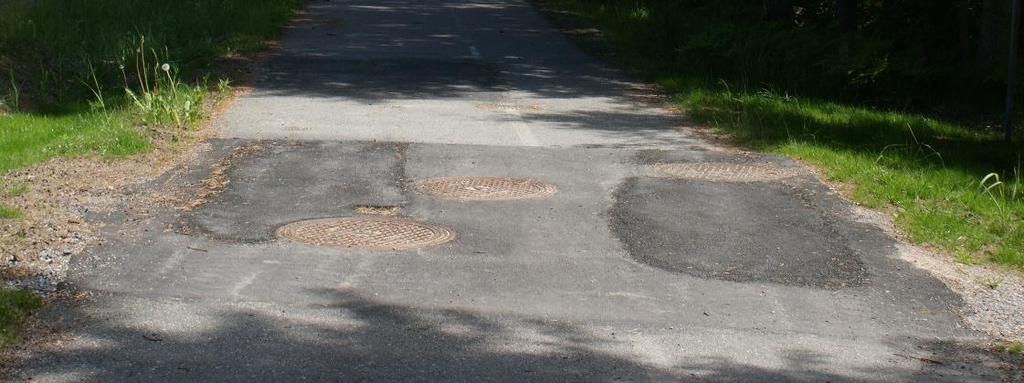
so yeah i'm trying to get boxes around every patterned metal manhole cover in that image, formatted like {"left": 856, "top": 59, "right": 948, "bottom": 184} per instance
{"left": 476, "top": 103, "right": 544, "bottom": 112}
{"left": 654, "top": 163, "right": 802, "bottom": 182}
{"left": 277, "top": 217, "right": 455, "bottom": 250}
{"left": 412, "top": 176, "right": 557, "bottom": 200}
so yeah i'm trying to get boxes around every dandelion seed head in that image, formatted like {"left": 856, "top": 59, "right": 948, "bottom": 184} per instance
{"left": 161, "top": 63, "right": 171, "bottom": 72}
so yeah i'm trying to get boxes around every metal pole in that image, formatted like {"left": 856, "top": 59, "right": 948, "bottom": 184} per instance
{"left": 1006, "top": 0, "right": 1021, "bottom": 142}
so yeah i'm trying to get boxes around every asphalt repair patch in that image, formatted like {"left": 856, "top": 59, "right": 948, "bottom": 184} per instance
{"left": 186, "top": 140, "right": 407, "bottom": 242}
{"left": 610, "top": 177, "right": 866, "bottom": 289}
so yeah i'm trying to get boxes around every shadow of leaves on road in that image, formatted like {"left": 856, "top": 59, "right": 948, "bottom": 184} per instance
{"left": 13, "top": 287, "right": 1018, "bottom": 382}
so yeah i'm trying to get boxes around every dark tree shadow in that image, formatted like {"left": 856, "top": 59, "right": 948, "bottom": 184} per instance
{"left": 242, "top": 0, "right": 667, "bottom": 107}
{"left": 13, "top": 288, "right": 1018, "bottom": 382}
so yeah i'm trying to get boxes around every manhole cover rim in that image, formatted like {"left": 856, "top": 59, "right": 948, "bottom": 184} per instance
{"left": 411, "top": 176, "right": 558, "bottom": 200}
{"left": 276, "top": 217, "right": 456, "bottom": 250}
{"left": 653, "top": 162, "right": 804, "bottom": 182}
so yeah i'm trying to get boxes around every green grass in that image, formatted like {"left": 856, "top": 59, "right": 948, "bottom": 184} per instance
{"left": 0, "top": 0, "right": 303, "bottom": 174}
{"left": 0, "top": 288, "right": 42, "bottom": 344}
{"left": 672, "top": 84, "right": 1024, "bottom": 267}
{"left": 0, "top": 181, "right": 24, "bottom": 218}
{"left": 999, "top": 341, "right": 1024, "bottom": 355}
{"left": 546, "top": 0, "right": 1024, "bottom": 268}
{"left": 0, "top": 205, "right": 21, "bottom": 219}
{"left": 0, "top": 111, "right": 149, "bottom": 173}
{"left": 5, "top": 182, "right": 27, "bottom": 197}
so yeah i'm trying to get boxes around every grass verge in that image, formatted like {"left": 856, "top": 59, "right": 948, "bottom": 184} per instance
{"left": 541, "top": 0, "right": 1024, "bottom": 268}
{"left": 0, "top": 111, "right": 149, "bottom": 174}
{"left": 0, "top": 288, "right": 42, "bottom": 344}
{"left": 0, "top": 0, "right": 304, "bottom": 174}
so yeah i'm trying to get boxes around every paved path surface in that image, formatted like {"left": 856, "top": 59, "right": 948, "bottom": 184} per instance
{"left": 14, "top": 1, "right": 1006, "bottom": 382}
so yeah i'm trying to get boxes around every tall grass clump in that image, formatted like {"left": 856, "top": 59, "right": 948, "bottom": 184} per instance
{"left": 120, "top": 39, "right": 207, "bottom": 129}
{"left": 0, "top": 68, "right": 19, "bottom": 113}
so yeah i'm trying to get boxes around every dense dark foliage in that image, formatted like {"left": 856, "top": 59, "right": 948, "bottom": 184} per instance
{"left": 579, "top": 0, "right": 1022, "bottom": 118}
{"left": 0, "top": 0, "right": 303, "bottom": 111}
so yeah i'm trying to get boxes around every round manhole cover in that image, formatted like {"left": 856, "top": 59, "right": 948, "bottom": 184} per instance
{"left": 655, "top": 163, "right": 802, "bottom": 182}
{"left": 277, "top": 217, "right": 455, "bottom": 250}
{"left": 411, "top": 176, "right": 557, "bottom": 200}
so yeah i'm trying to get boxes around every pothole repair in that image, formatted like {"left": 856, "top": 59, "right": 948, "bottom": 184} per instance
{"left": 654, "top": 163, "right": 803, "bottom": 182}
{"left": 186, "top": 143, "right": 266, "bottom": 210}
{"left": 277, "top": 217, "right": 455, "bottom": 250}
{"left": 354, "top": 205, "right": 401, "bottom": 216}
{"left": 411, "top": 176, "right": 557, "bottom": 200}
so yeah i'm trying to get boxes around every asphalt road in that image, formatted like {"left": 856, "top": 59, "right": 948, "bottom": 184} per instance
{"left": 13, "top": 0, "right": 1006, "bottom": 382}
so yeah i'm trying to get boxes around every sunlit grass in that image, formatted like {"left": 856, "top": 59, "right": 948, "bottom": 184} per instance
{"left": 675, "top": 86, "right": 1023, "bottom": 267}
{"left": 0, "top": 112, "right": 149, "bottom": 173}
{"left": 0, "top": 205, "right": 21, "bottom": 219}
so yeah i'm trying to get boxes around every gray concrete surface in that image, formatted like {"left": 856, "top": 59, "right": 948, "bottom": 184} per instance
{"left": 12, "top": 0, "right": 1009, "bottom": 382}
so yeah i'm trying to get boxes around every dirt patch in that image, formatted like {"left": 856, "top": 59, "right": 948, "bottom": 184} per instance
{"left": 184, "top": 142, "right": 265, "bottom": 210}
{"left": 354, "top": 205, "right": 401, "bottom": 216}
{"left": 0, "top": 120, "right": 220, "bottom": 292}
